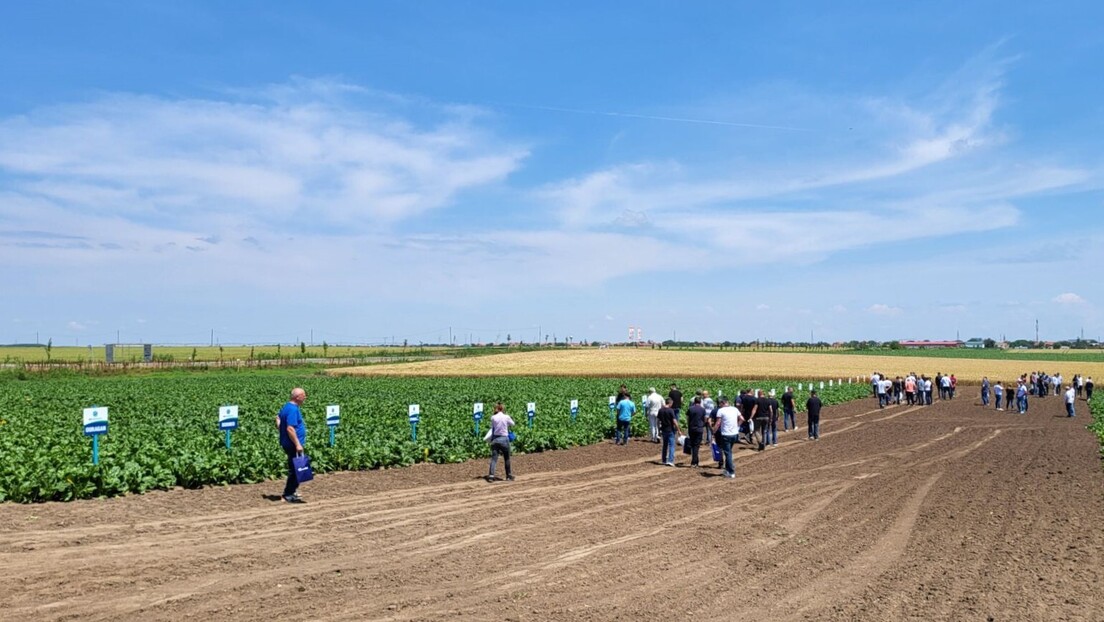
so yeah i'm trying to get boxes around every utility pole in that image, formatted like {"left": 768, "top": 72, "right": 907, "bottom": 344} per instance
{"left": 1036, "top": 319, "right": 1039, "bottom": 344}
{"left": 210, "top": 329, "right": 214, "bottom": 347}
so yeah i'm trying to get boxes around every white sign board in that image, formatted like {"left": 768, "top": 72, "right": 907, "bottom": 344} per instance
{"left": 570, "top": 399, "right": 579, "bottom": 411}
{"left": 83, "top": 407, "right": 109, "bottom": 435}
{"left": 408, "top": 404, "right": 420, "bottom": 423}
{"left": 326, "top": 404, "right": 341, "bottom": 426}
{"left": 218, "top": 405, "right": 239, "bottom": 430}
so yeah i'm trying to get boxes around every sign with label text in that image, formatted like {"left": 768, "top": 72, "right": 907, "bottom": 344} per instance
{"left": 83, "top": 407, "right": 109, "bottom": 436}
{"left": 408, "top": 404, "right": 421, "bottom": 423}
{"left": 570, "top": 399, "right": 579, "bottom": 414}
{"left": 218, "top": 405, "right": 239, "bottom": 430}
{"left": 326, "top": 405, "right": 341, "bottom": 427}
{"left": 473, "top": 402, "right": 484, "bottom": 421}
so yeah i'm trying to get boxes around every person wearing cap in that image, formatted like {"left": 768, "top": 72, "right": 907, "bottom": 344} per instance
{"left": 711, "top": 397, "right": 742, "bottom": 479}
{"left": 645, "top": 387, "right": 664, "bottom": 443}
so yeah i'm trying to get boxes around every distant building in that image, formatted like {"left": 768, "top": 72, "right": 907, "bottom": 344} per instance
{"left": 899, "top": 340, "right": 963, "bottom": 349}
{"left": 963, "top": 338, "right": 986, "bottom": 349}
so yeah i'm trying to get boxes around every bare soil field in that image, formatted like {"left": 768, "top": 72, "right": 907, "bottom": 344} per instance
{"left": 334, "top": 347, "right": 1104, "bottom": 384}
{"left": 3, "top": 393, "right": 1102, "bottom": 621}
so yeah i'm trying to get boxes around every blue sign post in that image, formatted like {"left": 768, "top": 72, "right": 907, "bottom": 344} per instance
{"left": 326, "top": 405, "right": 340, "bottom": 447}
{"left": 408, "top": 404, "right": 421, "bottom": 441}
{"left": 570, "top": 399, "right": 579, "bottom": 423}
{"left": 218, "top": 405, "right": 239, "bottom": 449}
{"left": 473, "top": 402, "right": 484, "bottom": 437}
{"left": 83, "top": 406, "right": 109, "bottom": 465}
{"left": 527, "top": 402, "right": 536, "bottom": 429}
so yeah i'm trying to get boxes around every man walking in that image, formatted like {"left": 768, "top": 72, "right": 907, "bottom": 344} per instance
{"left": 711, "top": 398, "right": 742, "bottom": 479}
{"left": 755, "top": 390, "right": 776, "bottom": 450}
{"left": 685, "top": 396, "right": 707, "bottom": 468}
{"left": 645, "top": 387, "right": 664, "bottom": 443}
{"left": 1065, "top": 385, "right": 1077, "bottom": 417}
{"left": 668, "top": 383, "right": 683, "bottom": 424}
{"left": 276, "top": 387, "right": 308, "bottom": 504}
{"left": 806, "top": 389, "right": 822, "bottom": 440}
{"left": 486, "top": 403, "right": 516, "bottom": 482}
{"left": 1086, "top": 377, "right": 1094, "bottom": 402}
{"left": 993, "top": 381, "right": 1004, "bottom": 411}
{"left": 981, "top": 377, "right": 990, "bottom": 407}
{"left": 658, "top": 398, "right": 682, "bottom": 466}
{"left": 615, "top": 392, "right": 635, "bottom": 445}
{"left": 781, "top": 386, "right": 797, "bottom": 431}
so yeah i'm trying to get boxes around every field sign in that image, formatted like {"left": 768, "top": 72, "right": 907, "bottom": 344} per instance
{"left": 219, "top": 405, "right": 239, "bottom": 430}
{"left": 408, "top": 404, "right": 421, "bottom": 423}
{"left": 83, "top": 407, "right": 109, "bottom": 436}
{"left": 83, "top": 406, "right": 108, "bottom": 465}
{"left": 527, "top": 402, "right": 536, "bottom": 427}
{"left": 326, "top": 405, "right": 341, "bottom": 426}
{"left": 473, "top": 402, "right": 484, "bottom": 420}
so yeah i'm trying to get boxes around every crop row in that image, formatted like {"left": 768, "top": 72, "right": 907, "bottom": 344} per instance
{"left": 0, "top": 373, "right": 869, "bottom": 502}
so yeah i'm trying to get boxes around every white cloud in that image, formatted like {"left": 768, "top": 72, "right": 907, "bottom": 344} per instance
{"left": 1053, "top": 293, "right": 1086, "bottom": 305}
{"left": 867, "top": 304, "right": 903, "bottom": 316}
{"left": 67, "top": 321, "right": 87, "bottom": 331}
{"left": 0, "top": 79, "right": 528, "bottom": 231}
{"left": 756, "top": 304, "right": 770, "bottom": 311}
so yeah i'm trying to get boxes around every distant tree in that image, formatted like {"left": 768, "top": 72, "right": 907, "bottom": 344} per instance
{"left": 45, "top": 338, "right": 52, "bottom": 361}
{"left": 191, "top": 347, "right": 197, "bottom": 362}
{"left": 219, "top": 345, "right": 224, "bottom": 361}
{"left": 250, "top": 346, "right": 255, "bottom": 360}
{"left": 300, "top": 341, "right": 306, "bottom": 354}
{"left": 983, "top": 338, "right": 997, "bottom": 349}
{"left": 322, "top": 341, "right": 329, "bottom": 357}
{"left": 887, "top": 341, "right": 902, "bottom": 350}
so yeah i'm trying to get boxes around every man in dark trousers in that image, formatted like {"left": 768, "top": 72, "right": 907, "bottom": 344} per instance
{"left": 781, "top": 386, "right": 797, "bottom": 431}
{"left": 275, "top": 387, "right": 308, "bottom": 503}
{"left": 668, "top": 383, "right": 683, "bottom": 424}
{"left": 806, "top": 389, "right": 822, "bottom": 440}
{"left": 658, "top": 397, "right": 682, "bottom": 466}
{"left": 739, "top": 389, "right": 758, "bottom": 445}
{"left": 754, "top": 390, "right": 774, "bottom": 451}
{"left": 684, "top": 396, "right": 708, "bottom": 468}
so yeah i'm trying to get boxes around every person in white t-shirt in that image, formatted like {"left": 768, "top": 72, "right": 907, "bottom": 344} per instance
{"left": 1064, "top": 386, "right": 1076, "bottom": 417}
{"left": 711, "top": 398, "right": 743, "bottom": 479}
{"left": 645, "top": 388, "right": 664, "bottom": 443}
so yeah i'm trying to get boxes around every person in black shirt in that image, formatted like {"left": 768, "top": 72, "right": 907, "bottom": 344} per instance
{"left": 668, "top": 383, "right": 683, "bottom": 423}
{"left": 754, "top": 390, "right": 773, "bottom": 451}
{"left": 781, "top": 387, "right": 797, "bottom": 431}
{"left": 739, "top": 389, "right": 758, "bottom": 445}
{"left": 684, "top": 397, "right": 707, "bottom": 467}
{"left": 658, "top": 398, "right": 682, "bottom": 466}
{"left": 806, "top": 390, "right": 822, "bottom": 440}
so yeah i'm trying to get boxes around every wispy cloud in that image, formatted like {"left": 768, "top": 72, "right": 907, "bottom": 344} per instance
{"left": 0, "top": 78, "right": 528, "bottom": 232}
{"left": 867, "top": 304, "right": 903, "bottom": 316}
{"left": 1053, "top": 293, "right": 1086, "bottom": 305}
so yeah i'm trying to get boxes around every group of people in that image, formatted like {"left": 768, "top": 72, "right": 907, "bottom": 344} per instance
{"left": 612, "top": 383, "right": 823, "bottom": 480}
{"left": 979, "top": 373, "right": 1093, "bottom": 416}
{"left": 870, "top": 371, "right": 953, "bottom": 407}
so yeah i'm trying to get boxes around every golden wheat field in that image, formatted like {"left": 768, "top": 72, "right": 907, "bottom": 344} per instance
{"left": 332, "top": 348, "right": 1104, "bottom": 383}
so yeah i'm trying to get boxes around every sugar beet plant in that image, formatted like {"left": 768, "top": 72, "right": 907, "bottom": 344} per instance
{"left": 0, "top": 373, "right": 868, "bottom": 502}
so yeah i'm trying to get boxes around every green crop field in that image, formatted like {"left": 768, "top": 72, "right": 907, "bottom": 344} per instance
{"left": 0, "top": 371, "right": 867, "bottom": 502}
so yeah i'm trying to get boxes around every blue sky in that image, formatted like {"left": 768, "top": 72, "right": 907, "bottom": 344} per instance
{"left": 2, "top": 1, "right": 1102, "bottom": 345}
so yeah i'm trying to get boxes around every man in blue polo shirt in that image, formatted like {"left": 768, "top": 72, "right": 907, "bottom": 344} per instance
{"left": 276, "top": 387, "right": 308, "bottom": 503}
{"left": 615, "top": 393, "right": 636, "bottom": 445}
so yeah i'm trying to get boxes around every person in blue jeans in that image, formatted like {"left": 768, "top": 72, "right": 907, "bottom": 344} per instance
{"left": 993, "top": 382, "right": 1004, "bottom": 410}
{"left": 275, "top": 387, "right": 308, "bottom": 503}
{"left": 657, "top": 398, "right": 682, "bottom": 466}
{"left": 980, "top": 377, "right": 990, "bottom": 407}
{"left": 711, "top": 398, "right": 742, "bottom": 478}
{"left": 615, "top": 394, "right": 635, "bottom": 445}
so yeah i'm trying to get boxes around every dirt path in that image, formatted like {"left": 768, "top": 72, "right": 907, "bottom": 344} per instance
{"left": 3, "top": 394, "right": 1102, "bottom": 621}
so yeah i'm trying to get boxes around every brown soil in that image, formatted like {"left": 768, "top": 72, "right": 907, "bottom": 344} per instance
{"left": 3, "top": 394, "right": 1102, "bottom": 621}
